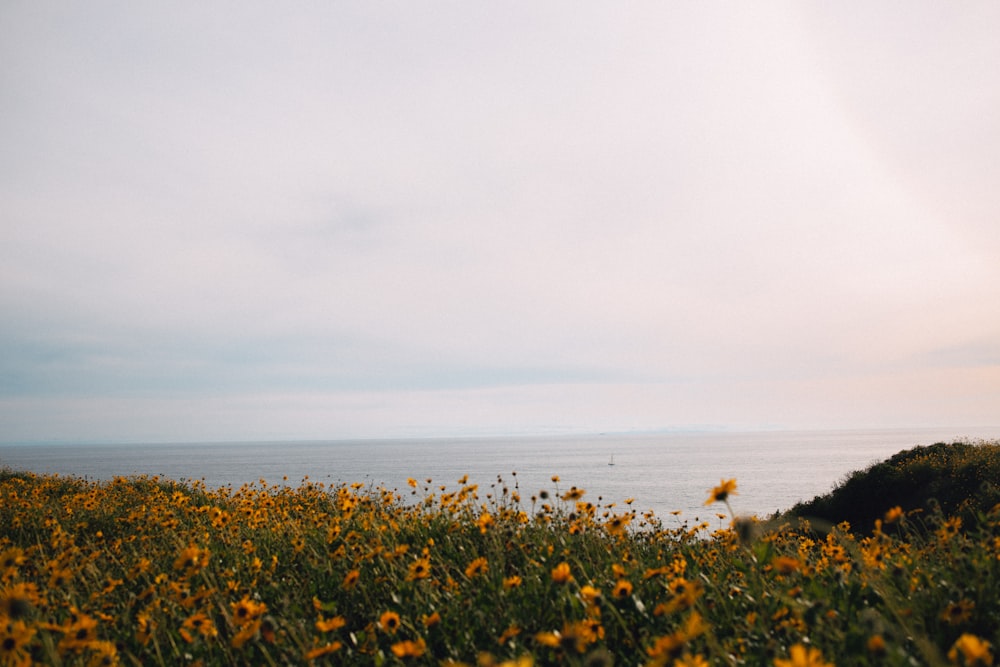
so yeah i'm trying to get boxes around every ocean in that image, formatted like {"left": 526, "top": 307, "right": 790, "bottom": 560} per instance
{"left": 2, "top": 427, "right": 997, "bottom": 522}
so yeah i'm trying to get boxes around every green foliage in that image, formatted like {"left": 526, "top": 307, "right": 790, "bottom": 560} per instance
{"left": 789, "top": 441, "right": 1000, "bottom": 535}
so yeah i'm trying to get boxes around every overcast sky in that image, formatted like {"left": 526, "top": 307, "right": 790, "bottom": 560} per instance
{"left": 2, "top": 2, "right": 999, "bottom": 443}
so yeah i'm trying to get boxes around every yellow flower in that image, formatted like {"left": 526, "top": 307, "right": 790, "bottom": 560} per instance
{"left": 674, "top": 654, "right": 710, "bottom": 667}
{"left": 503, "top": 575, "right": 523, "bottom": 590}
{"left": 342, "top": 569, "right": 360, "bottom": 590}
{"left": 938, "top": 516, "right": 963, "bottom": 541}
{"left": 136, "top": 611, "right": 155, "bottom": 646}
{"left": 391, "top": 638, "right": 427, "bottom": 658}
{"left": 173, "top": 545, "right": 210, "bottom": 577}
{"left": 0, "top": 582, "right": 41, "bottom": 619}
{"left": 646, "top": 611, "right": 708, "bottom": 664}
{"left": 561, "top": 487, "right": 586, "bottom": 501}
{"left": 88, "top": 640, "right": 119, "bottom": 665}
{"left": 884, "top": 506, "right": 904, "bottom": 523}
{"left": 580, "top": 585, "right": 602, "bottom": 605}
{"left": 422, "top": 612, "right": 441, "bottom": 627}
{"left": 948, "top": 634, "right": 993, "bottom": 666}
{"left": 498, "top": 625, "right": 521, "bottom": 645}
{"left": 231, "top": 619, "right": 262, "bottom": 649}
{"left": 58, "top": 609, "right": 99, "bottom": 654}
{"left": 867, "top": 635, "right": 887, "bottom": 656}
{"left": 380, "top": 610, "right": 401, "bottom": 634}
{"left": 0, "top": 618, "right": 35, "bottom": 665}
{"left": 773, "top": 643, "right": 834, "bottom": 667}
{"left": 560, "top": 619, "right": 603, "bottom": 653}
{"left": 647, "top": 634, "right": 684, "bottom": 660}
{"left": 305, "top": 642, "right": 343, "bottom": 660}
{"left": 606, "top": 513, "right": 631, "bottom": 536}
{"left": 612, "top": 579, "right": 633, "bottom": 599}
{"left": 551, "top": 562, "right": 572, "bottom": 584}
{"left": 231, "top": 596, "right": 267, "bottom": 627}
{"left": 941, "top": 599, "right": 975, "bottom": 626}
{"left": 182, "top": 611, "right": 218, "bottom": 640}
{"left": 315, "top": 615, "right": 347, "bottom": 632}
{"left": 0, "top": 547, "right": 26, "bottom": 573}
{"left": 772, "top": 556, "right": 800, "bottom": 575}
{"left": 705, "top": 479, "right": 737, "bottom": 505}
{"left": 465, "top": 557, "right": 489, "bottom": 578}
{"left": 48, "top": 567, "right": 73, "bottom": 589}
{"left": 407, "top": 557, "right": 432, "bottom": 581}
{"left": 477, "top": 513, "right": 495, "bottom": 533}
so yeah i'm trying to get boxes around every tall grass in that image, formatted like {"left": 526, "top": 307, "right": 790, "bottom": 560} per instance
{"left": 1, "top": 443, "right": 998, "bottom": 666}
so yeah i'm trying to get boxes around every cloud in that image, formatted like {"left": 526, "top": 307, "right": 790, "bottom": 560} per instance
{"left": 2, "top": 2, "right": 999, "bottom": 441}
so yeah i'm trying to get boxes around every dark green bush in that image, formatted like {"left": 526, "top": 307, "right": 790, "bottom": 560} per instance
{"left": 789, "top": 441, "right": 1000, "bottom": 534}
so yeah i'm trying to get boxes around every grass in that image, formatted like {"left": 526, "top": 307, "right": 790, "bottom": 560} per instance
{"left": 0, "top": 442, "right": 998, "bottom": 666}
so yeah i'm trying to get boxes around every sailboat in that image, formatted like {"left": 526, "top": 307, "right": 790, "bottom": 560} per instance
{"left": 608, "top": 454, "right": 615, "bottom": 466}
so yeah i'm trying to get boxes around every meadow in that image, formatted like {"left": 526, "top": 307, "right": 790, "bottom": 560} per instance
{"left": 1, "top": 441, "right": 998, "bottom": 666}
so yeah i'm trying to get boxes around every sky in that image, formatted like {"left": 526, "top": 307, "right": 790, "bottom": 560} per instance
{"left": 2, "top": 2, "right": 1000, "bottom": 443}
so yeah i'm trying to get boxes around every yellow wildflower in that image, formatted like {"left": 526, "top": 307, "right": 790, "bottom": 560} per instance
{"left": 884, "top": 506, "right": 904, "bottom": 523}
{"left": 407, "top": 557, "right": 432, "bottom": 581}
{"left": 535, "top": 631, "right": 561, "bottom": 648}
{"left": 0, "top": 582, "right": 41, "bottom": 619}
{"left": 551, "top": 562, "right": 572, "bottom": 584}
{"left": 342, "top": 569, "right": 360, "bottom": 590}
{"left": 580, "top": 585, "right": 602, "bottom": 605}
{"left": 948, "top": 634, "right": 993, "bottom": 666}
{"left": 606, "top": 513, "right": 631, "bottom": 536}
{"left": 391, "top": 638, "right": 427, "bottom": 658}
{"left": 0, "top": 619, "right": 34, "bottom": 666}
{"left": 315, "top": 615, "right": 346, "bottom": 632}
{"left": 231, "top": 596, "right": 267, "bottom": 627}
{"left": 173, "top": 545, "right": 210, "bottom": 577}
{"left": 612, "top": 579, "right": 633, "bottom": 599}
{"left": 867, "top": 635, "right": 887, "bottom": 656}
{"left": 58, "top": 609, "right": 99, "bottom": 655}
{"left": 773, "top": 644, "right": 834, "bottom": 667}
{"left": 181, "top": 611, "right": 217, "bottom": 641}
{"left": 942, "top": 599, "right": 975, "bottom": 626}
{"left": 772, "top": 556, "right": 800, "bottom": 575}
{"left": 498, "top": 625, "right": 521, "bottom": 645}
{"left": 380, "top": 610, "right": 401, "bottom": 634}
{"left": 465, "top": 557, "right": 488, "bottom": 578}
{"left": 705, "top": 479, "right": 737, "bottom": 505}
{"left": 305, "top": 642, "right": 343, "bottom": 660}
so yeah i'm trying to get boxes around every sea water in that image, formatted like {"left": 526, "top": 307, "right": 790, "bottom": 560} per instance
{"left": 2, "top": 427, "right": 997, "bottom": 522}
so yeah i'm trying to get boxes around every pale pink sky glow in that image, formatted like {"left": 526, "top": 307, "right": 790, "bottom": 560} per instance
{"left": 1, "top": 2, "right": 998, "bottom": 442}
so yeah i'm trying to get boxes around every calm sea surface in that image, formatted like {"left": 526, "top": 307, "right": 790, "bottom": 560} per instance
{"left": 2, "top": 427, "right": 997, "bottom": 522}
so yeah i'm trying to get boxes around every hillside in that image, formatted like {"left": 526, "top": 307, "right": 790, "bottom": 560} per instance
{"left": 788, "top": 440, "right": 1000, "bottom": 534}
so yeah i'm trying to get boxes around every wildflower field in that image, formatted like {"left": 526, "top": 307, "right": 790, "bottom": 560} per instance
{"left": 1, "top": 442, "right": 998, "bottom": 666}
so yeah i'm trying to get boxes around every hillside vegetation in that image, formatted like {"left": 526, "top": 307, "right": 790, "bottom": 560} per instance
{"left": 789, "top": 440, "right": 1000, "bottom": 534}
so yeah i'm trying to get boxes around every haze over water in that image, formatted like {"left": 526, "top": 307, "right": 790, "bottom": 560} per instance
{"left": 4, "top": 427, "right": 997, "bottom": 521}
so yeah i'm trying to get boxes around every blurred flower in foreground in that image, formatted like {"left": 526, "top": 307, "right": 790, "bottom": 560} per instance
{"left": 705, "top": 479, "right": 737, "bottom": 506}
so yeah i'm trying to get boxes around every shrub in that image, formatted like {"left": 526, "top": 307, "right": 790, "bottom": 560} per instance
{"left": 789, "top": 441, "right": 1000, "bottom": 534}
